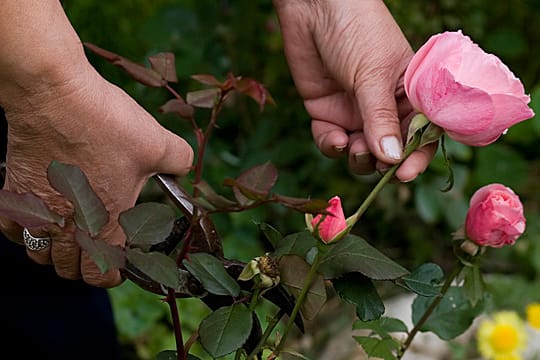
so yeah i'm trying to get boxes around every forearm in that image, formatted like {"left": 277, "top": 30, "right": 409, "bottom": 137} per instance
{"left": 0, "top": 1, "right": 88, "bottom": 106}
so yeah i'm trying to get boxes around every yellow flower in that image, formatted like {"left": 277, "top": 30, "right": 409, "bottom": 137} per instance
{"left": 526, "top": 303, "right": 540, "bottom": 330}
{"left": 477, "top": 311, "right": 527, "bottom": 360}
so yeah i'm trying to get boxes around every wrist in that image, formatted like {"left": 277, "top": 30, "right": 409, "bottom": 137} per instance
{"left": 0, "top": 1, "right": 90, "bottom": 111}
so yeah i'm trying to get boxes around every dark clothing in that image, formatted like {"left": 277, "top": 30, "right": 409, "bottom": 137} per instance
{"left": 0, "top": 108, "right": 122, "bottom": 359}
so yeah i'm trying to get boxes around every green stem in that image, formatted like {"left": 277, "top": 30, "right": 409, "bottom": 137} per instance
{"left": 348, "top": 134, "right": 421, "bottom": 225}
{"left": 274, "top": 253, "right": 322, "bottom": 355}
{"left": 246, "top": 310, "right": 286, "bottom": 360}
{"left": 399, "top": 262, "right": 464, "bottom": 358}
{"left": 249, "top": 287, "right": 263, "bottom": 312}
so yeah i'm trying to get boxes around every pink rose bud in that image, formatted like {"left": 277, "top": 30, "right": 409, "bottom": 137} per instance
{"left": 465, "top": 184, "right": 526, "bottom": 248}
{"left": 404, "top": 30, "right": 534, "bottom": 146}
{"left": 311, "top": 196, "right": 347, "bottom": 243}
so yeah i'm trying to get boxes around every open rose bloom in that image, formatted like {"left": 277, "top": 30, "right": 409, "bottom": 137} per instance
{"left": 465, "top": 184, "right": 526, "bottom": 248}
{"left": 404, "top": 31, "right": 534, "bottom": 146}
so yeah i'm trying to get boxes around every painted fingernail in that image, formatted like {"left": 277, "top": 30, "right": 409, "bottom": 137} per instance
{"left": 354, "top": 152, "right": 372, "bottom": 165}
{"left": 380, "top": 136, "right": 402, "bottom": 160}
{"left": 333, "top": 145, "right": 346, "bottom": 152}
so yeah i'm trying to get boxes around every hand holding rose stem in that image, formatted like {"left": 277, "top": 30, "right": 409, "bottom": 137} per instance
{"left": 270, "top": 29, "right": 534, "bottom": 358}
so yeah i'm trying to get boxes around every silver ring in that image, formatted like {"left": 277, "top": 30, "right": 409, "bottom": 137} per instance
{"left": 23, "top": 228, "right": 51, "bottom": 251}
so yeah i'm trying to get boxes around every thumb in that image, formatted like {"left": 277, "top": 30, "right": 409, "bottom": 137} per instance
{"left": 355, "top": 78, "right": 403, "bottom": 165}
{"left": 152, "top": 129, "right": 194, "bottom": 177}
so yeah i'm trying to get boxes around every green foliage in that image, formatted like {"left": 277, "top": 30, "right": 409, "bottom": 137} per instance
{"left": 318, "top": 234, "right": 409, "bottom": 280}
{"left": 199, "top": 304, "right": 253, "bottom": 358}
{"left": 119, "top": 202, "right": 176, "bottom": 248}
{"left": 412, "top": 287, "right": 485, "bottom": 340}
{"left": 402, "top": 263, "right": 444, "bottom": 297}
{"left": 279, "top": 255, "right": 326, "bottom": 320}
{"left": 334, "top": 273, "right": 385, "bottom": 321}
{"left": 183, "top": 253, "right": 240, "bottom": 297}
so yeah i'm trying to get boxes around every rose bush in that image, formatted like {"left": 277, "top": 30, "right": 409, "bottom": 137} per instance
{"left": 465, "top": 183, "right": 526, "bottom": 248}
{"left": 404, "top": 30, "right": 534, "bottom": 146}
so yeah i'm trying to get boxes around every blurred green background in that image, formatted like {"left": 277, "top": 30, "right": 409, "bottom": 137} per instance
{"left": 61, "top": 0, "right": 540, "bottom": 358}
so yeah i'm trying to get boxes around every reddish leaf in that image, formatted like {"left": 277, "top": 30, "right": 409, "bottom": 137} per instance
{"left": 0, "top": 190, "right": 64, "bottom": 228}
{"left": 75, "top": 229, "right": 125, "bottom": 273}
{"left": 186, "top": 88, "right": 221, "bottom": 108}
{"left": 191, "top": 74, "right": 223, "bottom": 87}
{"left": 236, "top": 162, "right": 278, "bottom": 196}
{"left": 223, "top": 178, "right": 265, "bottom": 205}
{"left": 47, "top": 161, "right": 108, "bottom": 237}
{"left": 148, "top": 52, "right": 178, "bottom": 83}
{"left": 193, "top": 181, "right": 237, "bottom": 208}
{"left": 273, "top": 194, "right": 330, "bottom": 214}
{"left": 160, "top": 99, "right": 195, "bottom": 119}
{"left": 234, "top": 77, "right": 276, "bottom": 111}
{"left": 84, "top": 42, "right": 166, "bottom": 87}
{"left": 223, "top": 162, "right": 278, "bottom": 205}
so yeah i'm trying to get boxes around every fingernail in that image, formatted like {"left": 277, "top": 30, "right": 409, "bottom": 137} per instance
{"left": 380, "top": 136, "right": 402, "bottom": 160}
{"left": 354, "top": 152, "right": 372, "bottom": 165}
{"left": 333, "top": 145, "right": 346, "bottom": 153}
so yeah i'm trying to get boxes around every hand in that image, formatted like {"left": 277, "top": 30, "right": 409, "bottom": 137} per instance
{"left": 0, "top": 62, "right": 193, "bottom": 288}
{"left": 273, "top": 0, "right": 436, "bottom": 181}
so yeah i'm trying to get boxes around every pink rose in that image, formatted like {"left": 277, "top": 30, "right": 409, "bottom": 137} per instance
{"left": 465, "top": 184, "right": 526, "bottom": 248}
{"left": 404, "top": 31, "right": 534, "bottom": 146}
{"left": 311, "top": 196, "right": 347, "bottom": 243}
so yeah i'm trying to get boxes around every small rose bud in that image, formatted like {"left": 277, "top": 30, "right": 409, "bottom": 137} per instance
{"left": 465, "top": 184, "right": 526, "bottom": 248}
{"left": 310, "top": 196, "right": 348, "bottom": 243}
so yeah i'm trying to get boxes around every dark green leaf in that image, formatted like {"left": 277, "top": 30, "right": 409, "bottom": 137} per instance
{"left": 0, "top": 190, "right": 64, "bottom": 228}
{"left": 402, "top": 263, "right": 444, "bottom": 297}
{"left": 318, "top": 234, "right": 409, "bottom": 280}
{"left": 199, "top": 304, "right": 253, "bottom": 358}
{"left": 412, "top": 287, "right": 485, "bottom": 340}
{"left": 273, "top": 231, "right": 317, "bottom": 258}
{"left": 126, "top": 248, "right": 180, "bottom": 289}
{"left": 353, "top": 317, "right": 408, "bottom": 338}
{"left": 439, "top": 136, "right": 454, "bottom": 192}
{"left": 279, "top": 255, "right": 326, "bottom": 320}
{"left": 75, "top": 229, "right": 125, "bottom": 273}
{"left": 186, "top": 88, "right": 220, "bottom": 108}
{"left": 47, "top": 161, "right": 108, "bottom": 236}
{"left": 148, "top": 52, "right": 177, "bottom": 82}
{"left": 183, "top": 253, "right": 240, "bottom": 296}
{"left": 355, "top": 336, "right": 399, "bottom": 360}
{"left": 256, "top": 222, "right": 283, "bottom": 248}
{"left": 334, "top": 273, "right": 384, "bottom": 321}
{"left": 462, "top": 265, "right": 485, "bottom": 306}
{"left": 119, "top": 202, "right": 176, "bottom": 248}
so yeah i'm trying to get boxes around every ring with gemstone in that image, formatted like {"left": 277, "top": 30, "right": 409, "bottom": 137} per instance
{"left": 23, "top": 228, "right": 51, "bottom": 251}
